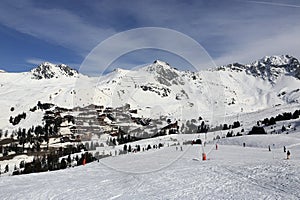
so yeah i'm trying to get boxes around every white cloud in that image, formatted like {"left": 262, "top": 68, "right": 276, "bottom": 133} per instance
{"left": 26, "top": 58, "right": 47, "bottom": 65}
{"left": 85, "top": 0, "right": 300, "bottom": 67}
{"left": 2, "top": 0, "right": 300, "bottom": 71}
{"left": 213, "top": 26, "right": 300, "bottom": 66}
{"left": 246, "top": 0, "right": 300, "bottom": 9}
{"left": 79, "top": 27, "right": 217, "bottom": 76}
{"left": 0, "top": 0, "right": 115, "bottom": 56}
{"left": 26, "top": 57, "right": 80, "bottom": 71}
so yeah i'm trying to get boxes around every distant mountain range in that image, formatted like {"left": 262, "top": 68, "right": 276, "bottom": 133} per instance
{"left": 1, "top": 55, "right": 300, "bottom": 130}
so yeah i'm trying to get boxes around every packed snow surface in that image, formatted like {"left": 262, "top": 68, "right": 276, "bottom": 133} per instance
{"left": 1, "top": 133, "right": 300, "bottom": 200}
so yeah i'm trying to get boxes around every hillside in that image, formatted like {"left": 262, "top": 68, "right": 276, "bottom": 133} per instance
{"left": 1, "top": 55, "right": 300, "bottom": 132}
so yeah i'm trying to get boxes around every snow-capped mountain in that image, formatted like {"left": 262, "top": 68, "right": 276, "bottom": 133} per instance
{"left": 219, "top": 55, "right": 300, "bottom": 83}
{"left": 1, "top": 55, "right": 300, "bottom": 130}
{"left": 31, "top": 62, "right": 79, "bottom": 79}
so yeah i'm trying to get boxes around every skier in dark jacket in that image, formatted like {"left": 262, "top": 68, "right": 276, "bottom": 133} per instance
{"left": 287, "top": 150, "right": 291, "bottom": 159}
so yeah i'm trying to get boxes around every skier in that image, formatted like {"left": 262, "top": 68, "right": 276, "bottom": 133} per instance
{"left": 202, "top": 153, "right": 206, "bottom": 161}
{"left": 5, "top": 164, "right": 9, "bottom": 173}
{"left": 83, "top": 157, "right": 86, "bottom": 165}
{"left": 216, "top": 144, "right": 218, "bottom": 150}
{"left": 283, "top": 146, "right": 286, "bottom": 153}
{"left": 243, "top": 143, "right": 246, "bottom": 147}
{"left": 287, "top": 150, "right": 291, "bottom": 160}
{"left": 180, "top": 146, "right": 183, "bottom": 151}
{"left": 268, "top": 145, "right": 271, "bottom": 151}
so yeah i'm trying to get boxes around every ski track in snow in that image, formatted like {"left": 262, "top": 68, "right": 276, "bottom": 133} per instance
{"left": 1, "top": 144, "right": 300, "bottom": 200}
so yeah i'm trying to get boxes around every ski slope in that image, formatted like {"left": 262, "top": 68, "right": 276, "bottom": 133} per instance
{"left": 1, "top": 135, "right": 300, "bottom": 200}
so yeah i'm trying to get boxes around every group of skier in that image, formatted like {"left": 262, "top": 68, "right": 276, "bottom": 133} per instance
{"left": 208, "top": 142, "right": 292, "bottom": 160}
{"left": 267, "top": 144, "right": 291, "bottom": 160}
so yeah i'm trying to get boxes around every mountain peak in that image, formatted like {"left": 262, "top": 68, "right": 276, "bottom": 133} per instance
{"left": 153, "top": 60, "right": 170, "bottom": 66}
{"left": 31, "top": 62, "right": 79, "bottom": 80}
{"left": 146, "top": 60, "right": 174, "bottom": 71}
{"left": 252, "top": 55, "right": 298, "bottom": 67}
{"left": 247, "top": 55, "right": 300, "bottom": 82}
{"left": 218, "top": 55, "right": 300, "bottom": 83}
{"left": 139, "top": 60, "right": 184, "bottom": 86}
{"left": 41, "top": 61, "right": 56, "bottom": 67}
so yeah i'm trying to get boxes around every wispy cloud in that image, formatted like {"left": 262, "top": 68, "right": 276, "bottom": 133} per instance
{"left": 85, "top": 0, "right": 300, "bottom": 67}
{"left": 246, "top": 0, "right": 300, "bottom": 8}
{"left": 0, "top": 0, "right": 115, "bottom": 56}
{"left": 214, "top": 26, "right": 300, "bottom": 66}
{"left": 26, "top": 57, "right": 80, "bottom": 70}
{"left": 26, "top": 58, "right": 47, "bottom": 65}
{"left": 1, "top": 0, "right": 300, "bottom": 72}
{"left": 79, "top": 27, "right": 217, "bottom": 76}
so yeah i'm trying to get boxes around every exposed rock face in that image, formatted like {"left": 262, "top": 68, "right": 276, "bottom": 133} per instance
{"left": 31, "top": 62, "right": 78, "bottom": 79}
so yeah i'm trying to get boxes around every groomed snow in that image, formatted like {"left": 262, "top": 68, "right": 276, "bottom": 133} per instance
{"left": 1, "top": 134, "right": 300, "bottom": 200}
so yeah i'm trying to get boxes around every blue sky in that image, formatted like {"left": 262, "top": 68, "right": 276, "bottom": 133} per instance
{"left": 0, "top": 0, "right": 300, "bottom": 74}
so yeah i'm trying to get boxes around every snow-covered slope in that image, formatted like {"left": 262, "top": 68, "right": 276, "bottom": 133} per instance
{"left": 1, "top": 135, "right": 300, "bottom": 199}
{"left": 1, "top": 55, "right": 300, "bottom": 130}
